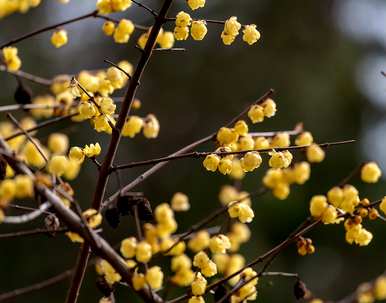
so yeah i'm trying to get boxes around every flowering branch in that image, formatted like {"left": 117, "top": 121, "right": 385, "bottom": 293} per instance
{"left": 112, "top": 139, "right": 355, "bottom": 171}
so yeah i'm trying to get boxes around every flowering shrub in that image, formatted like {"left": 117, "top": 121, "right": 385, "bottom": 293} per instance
{"left": 0, "top": 1, "right": 385, "bottom": 303}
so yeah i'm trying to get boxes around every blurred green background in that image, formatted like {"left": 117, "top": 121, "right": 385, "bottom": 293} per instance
{"left": 0, "top": 0, "right": 385, "bottom": 302}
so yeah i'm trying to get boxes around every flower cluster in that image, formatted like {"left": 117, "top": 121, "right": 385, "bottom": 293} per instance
{"left": 174, "top": 12, "right": 207, "bottom": 41}
{"left": 2, "top": 47, "right": 22, "bottom": 71}
{"left": 0, "top": 0, "right": 41, "bottom": 19}
{"left": 221, "top": 17, "right": 261, "bottom": 46}
{"left": 96, "top": 0, "right": 132, "bottom": 14}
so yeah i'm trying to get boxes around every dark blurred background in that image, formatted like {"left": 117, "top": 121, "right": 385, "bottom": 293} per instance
{"left": 0, "top": 0, "right": 385, "bottom": 302}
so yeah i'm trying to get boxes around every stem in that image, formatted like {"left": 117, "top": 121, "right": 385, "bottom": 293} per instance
{"left": 4, "top": 112, "right": 77, "bottom": 141}
{"left": 0, "top": 65, "right": 53, "bottom": 85}
{"left": 0, "top": 11, "right": 98, "bottom": 48}
{"left": 7, "top": 113, "right": 48, "bottom": 163}
{"left": 0, "top": 227, "right": 67, "bottom": 239}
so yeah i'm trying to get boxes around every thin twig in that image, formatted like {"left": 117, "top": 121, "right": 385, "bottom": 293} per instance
{"left": 0, "top": 65, "right": 53, "bottom": 85}
{"left": 132, "top": 0, "right": 158, "bottom": 17}
{"left": 0, "top": 227, "right": 68, "bottom": 239}
{"left": 338, "top": 162, "right": 365, "bottom": 187}
{"left": 2, "top": 202, "right": 51, "bottom": 224}
{"left": 0, "top": 103, "right": 62, "bottom": 113}
{"left": 104, "top": 59, "right": 132, "bottom": 79}
{"left": 153, "top": 47, "right": 187, "bottom": 52}
{"left": 7, "top": 113, "right": 48, "bottom": 163}
{"left": 4, "top": 112, "right": 77, "bottom": 141}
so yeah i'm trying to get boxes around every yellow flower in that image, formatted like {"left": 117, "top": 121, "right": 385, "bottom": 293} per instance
{"left": 102, "top": 21, "right": 115, "bottom": 36}
{"left": 306, "top": 144, "right": 325, "bottom": 163}
{"left": 132, "top": 270, "right": 145, "bottom": 290}
{"left": 136, "top": 241, "right": 152, "bottom": 263}
{"left": 2, "top": 47, "right": 21, "bottom": 71}
{"left": 295, "top": 132, "right": 313, "bottom": 146}
{"left": 234, "top": 120, "right": 249, "bottom": 136}
{"left": 309, "top": 195, "right": 328, "bottom": 218}
{"left": 188, "top": 296, "right": 205, "bottom": 303}
{"left": 191, "top": 21, "right": 207, "bottom": 40}
{"left": 203, "top": 154, "right": 220, "bottom": 172}
{"left": 240, "top": 151, "right": 262, "bottom": 172}
{"left": 23, "top": 141, "right": 49, "bottom": 168}
{"left": 224, "top": 17, "right": 241, "bottom": 36}
{"left": 83, "top": 143, "right": 101, "bottom": 158}
{"left": 174, "top": 26, "right": 189, "bottom": 41}
{"left": 175, "top": 11, "right": 191, "bottom": 26}
{"left": 262, "top": 98, "right": 276, "bottom": 117}
{"left": 272, "top": 182, "right": 290, "bottom": 200}
{"left": 171, "top": 192, "right": 190, "bottom": 211}
{"left": 380, "top": 197, "right": 386, "bottom": 216}
{"left": 209, "top": 234, "right": 231, "bottom": 254}
{"left": 111, "top": 0, "right": 132, "bottom": 12}
{"left": 113, "top": 19, "right": 135, "bottom": 43}
{"left": 361, "top": 162, "right": 382, "bottom": 183}
{"left": 254, "top": 137, "right": 270, "bottom": 150}
{"left": 66, "top": 231, "right": 84, "bottom": 243}
{"left": 0, "top": 179, "right": 16, "bottom": 201}
{"left": 221, "top": 32, "right": 236, "bottom": 45}
{"left": 122, "top": 116, "right": 143, "bottom": 138}
{"left": 247, "top": 104, "right": 264, "bottom": 123}
{"left": 218, "top": 157, "right": 233, "bottom": 175}
{"left": 242, "top": 24, "right": 261, "bottom": 45}
{"left": 15, "top": 175, "right": 34, "bottom": 198}
{"left": 145, "top": 266, "right": 163, "bottom": 289}
{"left": 217, "top": 127, "right": 238, "bottom": 145}
{"left": 63, "top": 159, "right": 81, "bottom": 180}
{"left": 143, "top": 114, "right": 160, "bottom": 138}
{"left": 171, "top": 254, "right": 192, "bottom": 272}
{"left": 238, "top": 135, "right": 255, "bottom": 151}
{"left": 270, "top": 132, "right": 290, "bottom": 148}
{"left": 48, "top": 155, "right": 69, "bottom": 176}
{"left": 201, "top": 260, "right": 217, "bottom": 277}
{"left": 327, "top": 187, "right": 343, "bottom": 208}
{"left": 48, "top": 133, "right": 69, "bottom": 155}
{"left": 51, "top": 30, "right": 68, "bottom": 48}
{"left": 83, "top": 208, "right": 102, "bottom": 228}
{"left": 187, "top": 0, "right": 205, "bottom": 10}
{"left": 268, "top": 150, "right": 292, "bottom": 169}
{"left": 188, "top": 231, "right": 210, "bottom": 252}
{"left": 193, "top": 251, "right": 210, "bottom": 268}
{"left": 100, "top": 97, "right": 116, "bottom": 115}
{"left": 321, "top": 205, "right": 338, "bottom": 224}
{"left": 192, "top": 272, "right": 207, "bottom": 296}
{"left": 374, "top": 276, "right": 386, "bottom": 300}
{"left": 158, "top": 31, "right": 175, "bottom": 49}
{"left": 120, "top": 237, "right": 137, "bottom": 258}
{"left": 69, "top": 146, "right": 85, "bottom": 163}
{"left": 171, "top": 268, "right": 195, "bottom": 286}
{"left": 78, "top": 102, "right": 97, "bottom": 119}
{"left": 292, "top": 162, "right": 311, "bottom": 184}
